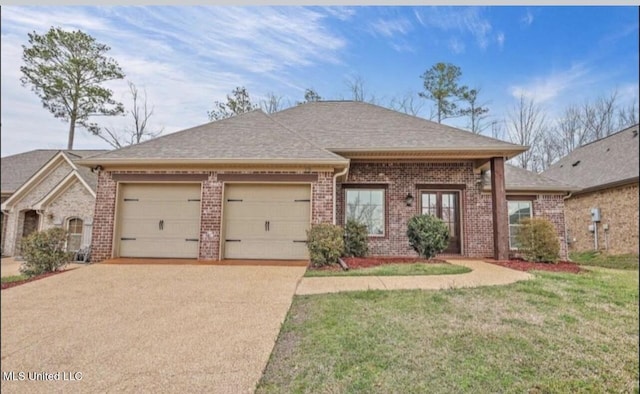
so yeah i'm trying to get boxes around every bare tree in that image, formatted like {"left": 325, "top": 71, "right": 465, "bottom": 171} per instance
{"left": 388, "top": 91, "right": 424, "bottom": 116}
{"left": 94, "top": 81, "right": 162, "bottom": 149}
{"left": 260, "top": 92, "right": 284, "bottom": 114}
{"left": 459, "top": 87, "right": 490, "bottom": 134}
{"left": 617, "top": 100, "right": 639, "bottom": 128}
{"left": 506, "top": 96, "right": 548, "bottom": 171}
{"left": 533, "top": 129, "right": 563, "bottom": 171}
{"left": 554, "top": 104, "right": 590, "bottom": 156}
{"left": 345, "top": 74, "right": 377, "bottom": 104}
{"left": 583, "top": 91, "right": 618, "bottom": 140}
{"left": 490, "top": 119, "right": 506, "bottom": 141}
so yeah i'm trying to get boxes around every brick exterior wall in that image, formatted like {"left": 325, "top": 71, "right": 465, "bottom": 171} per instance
{"left": 336, "top": 162, "right": 568, "bottom": 259}
{"left": 564, "top": 183, "right": 639, "bottom": 255}
{"left": 90, "top": 169, "right": 335, "bottom": 262}
{"left": 90, "top": 163, "right": 570, "bottom": 262}
{"left": 2, "top": 162, "right": 95, "bottom": 256}
{"left": 42, "top": 181, "right": 96, "bottom": 248}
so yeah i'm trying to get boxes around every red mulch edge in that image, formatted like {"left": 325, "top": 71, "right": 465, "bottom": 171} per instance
{"left": 309, "top": 256, "right": 448, "bottom": 271}
{"left": 1, "top": 269, "right": 75, "bottom": 290}
{"left": 486, "top": 259, "right": 583, "bottom": 273}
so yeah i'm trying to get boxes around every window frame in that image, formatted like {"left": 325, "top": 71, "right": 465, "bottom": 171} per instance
{"left": 343, "top": 185, "right": 387, "bottom": 238}
{"left": 507, "top": 199, "right": 534, "bottom": 250}
{"left": 66, "top": 217, "right": 84, "bottom": 252}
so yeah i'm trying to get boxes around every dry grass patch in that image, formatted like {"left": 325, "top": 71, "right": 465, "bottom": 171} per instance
{"left": 258, "top": 268, "right": 639, "bottom": 393}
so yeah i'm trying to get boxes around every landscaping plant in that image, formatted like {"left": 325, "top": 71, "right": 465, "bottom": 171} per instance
{"left": 306, "top": 224, "right": 345, "bottom": 267}
{"left": 515, "top": 217, "right": 560, "bottom": 263}
{"left": 19, "top": 228, "right": 72, "bottom": 276}
{"left": 406, "top": 214, "right": 449, "bottom": 259}
{"left": 343, "top": 219, "right": 369, "bottom": 257}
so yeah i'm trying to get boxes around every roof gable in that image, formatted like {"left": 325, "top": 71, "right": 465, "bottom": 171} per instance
{"left": 543, "top": 124, "right": 639, "bottom": 190}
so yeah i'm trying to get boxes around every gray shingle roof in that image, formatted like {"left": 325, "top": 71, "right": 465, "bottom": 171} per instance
{"left": 89, "top": 110, "right": 345, "bottom": 163}
{"left": 271, "top": 101, "right": 525, "bottom": 152}
{"left": 542, "top": 124, "right": 639, "bottom": 191}
{"left": 484, "top": 164, "right": 579, "bottom": 192}
{"left": 1, "top": 150, "right": 106, "bottom": 194}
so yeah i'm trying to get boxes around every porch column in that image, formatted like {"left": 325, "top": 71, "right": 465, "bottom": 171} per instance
{"left": 491, "top": 157, "right": 509, "bottom": 260}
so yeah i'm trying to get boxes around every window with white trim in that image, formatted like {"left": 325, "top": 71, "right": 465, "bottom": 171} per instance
{"left": 508, "top": 201, "right": 532, "bottom": 249}
{"left": 345, "top": 189, "right": 385, "bottom": 236}
{"left": 67, "top": 218, "right": 83, "bottom": 252}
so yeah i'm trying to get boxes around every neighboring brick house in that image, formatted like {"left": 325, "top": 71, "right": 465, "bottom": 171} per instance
{"left": 543, "top": 124, "right": 639, "bottom": 255}
{"left": 1, "top": 150, "right": 106, "bottom": 257}
{"left": 79, "top": 101, "right": 576, "bottom": 263}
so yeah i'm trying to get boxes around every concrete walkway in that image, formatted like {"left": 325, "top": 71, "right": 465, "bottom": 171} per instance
{"left": 296, "top": 259, "right": 533, "bottom": 295}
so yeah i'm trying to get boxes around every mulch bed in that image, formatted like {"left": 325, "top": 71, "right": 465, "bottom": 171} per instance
{"left": 487, "top": 259, "right": 583, "bottom": 273}
{"left": 309, "top": 257, "right": 447, "bottom": 271}
{"left": 1, "top": 269, "right": 74, "bottom": 290}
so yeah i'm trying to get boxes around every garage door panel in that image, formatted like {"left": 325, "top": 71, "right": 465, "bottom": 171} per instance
{"left": 118, "top": 184, "right": 201, "bottom": 259}
{"left": 224, "top": 184, "right": 311, "bottom": 260}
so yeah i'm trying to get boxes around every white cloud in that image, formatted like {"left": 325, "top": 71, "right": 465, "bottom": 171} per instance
{"left": 449, "top": 37, "right": 465, "bottom": 54}
{"left": 0, "top": 6, "right": 350, "bottom": 156}
{"left": 520, "top": 9, "right": 534, "bottom": 27}
{"left": 369, "top": 18, "right": 412, "bottom": 38}
{"left": 496, "top": 32, "right": 505, "bottom": 50}
{"left": 508, "top": 64, "right": 590, "bottom": 103}
{"left": 414, "top": 7, "right": 493, "bottom": 51}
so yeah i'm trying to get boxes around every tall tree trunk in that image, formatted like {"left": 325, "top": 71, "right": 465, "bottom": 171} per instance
{"left": 67, "top": 116, "right": 75, "bottom": 150}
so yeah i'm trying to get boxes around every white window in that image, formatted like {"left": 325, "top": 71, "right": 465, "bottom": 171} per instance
{"left": 345, "top": 189, "right": 385, "bottom": 236}
{"left": 67, "top": 218, "right": 83, "bottom": 252}
{"left": 508, "top": 201, "right": 532, "bottom": 249}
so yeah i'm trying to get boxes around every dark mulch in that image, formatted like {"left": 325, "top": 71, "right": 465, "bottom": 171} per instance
{"left": 1, "top": 269, "right": 74, "bottom": 290}
{"left": 487, "top": 258, "right": 582, "bottom": 273}
{"left": 309, "top": 257, "right": 447, "bottom": 272}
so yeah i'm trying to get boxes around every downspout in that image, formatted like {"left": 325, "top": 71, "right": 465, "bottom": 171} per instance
{"left": 332, "top": 165, "right": 350, "bottom": 225}
{"left": 562, "top": 192, "right": 573, "bottom": 261}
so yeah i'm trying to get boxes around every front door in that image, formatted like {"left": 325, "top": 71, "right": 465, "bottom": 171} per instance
{"left": 420, "top": 191, "right": 461, "bottom": 254}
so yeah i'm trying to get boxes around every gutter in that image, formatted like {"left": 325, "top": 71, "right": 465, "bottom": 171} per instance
{"left": 332, "top": 166, "right": 350, "bottom": 225}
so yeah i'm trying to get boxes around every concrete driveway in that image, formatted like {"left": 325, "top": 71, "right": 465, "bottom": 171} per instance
{"left": 1, "top": 264, "right": 305, "bottom": 393}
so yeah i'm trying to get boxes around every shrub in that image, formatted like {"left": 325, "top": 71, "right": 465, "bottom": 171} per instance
{"left": 515, "top": 217, "right": 560, "bottom": 263}
{"left": 307, "top": 224, "right": 344, "bottom": 267}
{"left": 407, "top": 214, "right": 449, "bottom": 259}
{"left": 19, "top": 228, "right": 72, "bottom": 276}
{"left": 343, "top": 219, "right": 369, "bottom": 257}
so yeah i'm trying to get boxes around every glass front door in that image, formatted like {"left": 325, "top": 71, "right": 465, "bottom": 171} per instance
{"left": 420, "top": 191, "right": 461, "bottom": 254}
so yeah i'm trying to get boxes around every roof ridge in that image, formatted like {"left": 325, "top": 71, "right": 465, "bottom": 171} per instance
{"left": 261, "top": 111, "right": 346, "bottom": 161}
{"left": 576, "top": 123, "right": 639, "bottom": 149}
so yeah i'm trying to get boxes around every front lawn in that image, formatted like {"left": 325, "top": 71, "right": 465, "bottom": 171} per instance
{"left": 0, "top": 274, "right": 28, "bottom": 284}
{"left": 570, "top": 250, "right": 639, "bottom": 270}
{"left": 305, "top": 262, "right": 471, "bottom": 277}
{"left": 258, "top": 268, "right": 639, "bottom": 393}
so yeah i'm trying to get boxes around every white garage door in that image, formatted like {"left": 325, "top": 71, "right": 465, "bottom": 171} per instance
{"left": 224, "top": 184, "right": 311, "bottom": 260}
{"left": 118, "top": 183, "right": 201, "bottom": 258}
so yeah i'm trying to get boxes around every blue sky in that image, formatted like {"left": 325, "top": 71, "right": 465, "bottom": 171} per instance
{"left": 1, "top": 5, "right": 638, "bottom": 156}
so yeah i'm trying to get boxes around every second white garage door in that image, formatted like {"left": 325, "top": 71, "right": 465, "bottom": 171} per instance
{"left": 118, "top": 183, "right": 201, "bottom": 258}
{"left": 223, "top": 184, "right": 311, "bottom": 260}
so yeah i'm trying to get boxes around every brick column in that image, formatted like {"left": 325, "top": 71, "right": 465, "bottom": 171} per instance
{"left": 199, "top": 173, "right": 222, "bottom": 260}
{"left": 90, "top": 171, "right": 117, "bottom": 262}
{"left": 491, "top": 157, "right": 509, "bottom": 260}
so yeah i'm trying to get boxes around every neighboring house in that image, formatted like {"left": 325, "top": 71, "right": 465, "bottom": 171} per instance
{"left": 78, "top": 101, "right": 576, "bottom": 263}
{"left": 543, "top": 124, "right": 639, "bottom": 255}
{"left": 1, "top": 150, "right": 106, "bottom": 257}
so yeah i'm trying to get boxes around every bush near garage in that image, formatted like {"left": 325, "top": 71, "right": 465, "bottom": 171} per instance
{"left": 19, "top": 228, "right": 73, "bottom": 276}
{"left": 407, "top": 214, "right": 449, "bottom": 259}
{"left": 343, "top": 219, "right": 369, "bottom": 257}
{"left": 307, "top": 224, "right": 345, "bottom": 267}
{"left": 515, "top": 217, "right": 560, "bottom": 263}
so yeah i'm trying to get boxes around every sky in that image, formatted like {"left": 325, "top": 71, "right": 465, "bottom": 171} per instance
{"left": 1, "top": 5, "right": 638, "bottom": 157}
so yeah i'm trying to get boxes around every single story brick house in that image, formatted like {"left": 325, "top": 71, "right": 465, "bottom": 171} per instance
{"left": 79, "top": 101, "right": 576, "bottom": 263}
{"left": 543, "top": 124, "right": 639, "bottom": 255}
{"left": 1, "top": 150, "right": 106, "bottom": 257}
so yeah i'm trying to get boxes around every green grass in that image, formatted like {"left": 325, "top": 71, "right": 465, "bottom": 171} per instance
{"left": 570, "top": 250, "right": 639, "bottom": 270}
{"left": 304, "top": 262, "right": 471, "bottom": 277}
{"left": 258, "top": 269, "right": 639, "bottom": 393}
{"left": 0, "top": 274, "right": 28, "bottom": 283}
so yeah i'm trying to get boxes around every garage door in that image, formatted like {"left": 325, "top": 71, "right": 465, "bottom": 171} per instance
{"left": 224, "top": 184, "right": 310, "bottom": 260}
{"left": 118, "top": 184, "right": 201, "bottom": 258}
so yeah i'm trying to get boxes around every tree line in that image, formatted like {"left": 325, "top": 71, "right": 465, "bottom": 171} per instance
{"left": 20, "top": 27, "right": 638, "bottom": 173}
